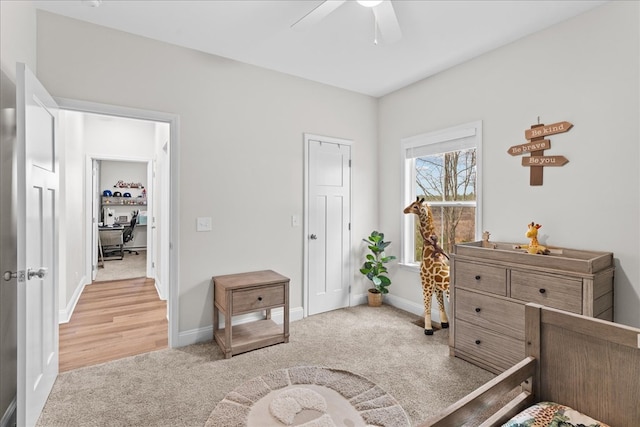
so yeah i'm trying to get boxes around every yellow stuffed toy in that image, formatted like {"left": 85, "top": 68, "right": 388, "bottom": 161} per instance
{"left": 516, "top": 222, "right": 550, "bottom": 255}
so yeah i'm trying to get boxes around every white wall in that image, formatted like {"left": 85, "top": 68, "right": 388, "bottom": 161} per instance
{"left": 84, "top": 113, "right": 156, "bottom": 158}
{"left": 0, "top": 0, "right": 36, "bottom": 81}
{"left": 58, "top": 110, "right": 86, "bottom": 321}
{"left": 378, "top": 1, "right": 640, "bottom": 327}
{"left": 36, "top": 11, "right": 379, "bottom": 339}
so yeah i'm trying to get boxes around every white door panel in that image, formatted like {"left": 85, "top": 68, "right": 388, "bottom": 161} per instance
{"left": 306, "top": 137, "right": 351, "bottom": 315}
{"left": 17, "top": 63, "right": 59, "bottom": 427}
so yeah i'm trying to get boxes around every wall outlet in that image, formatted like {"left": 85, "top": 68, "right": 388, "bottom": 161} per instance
{"left": 196, "top": 217, "right": 212, "bottom": 232}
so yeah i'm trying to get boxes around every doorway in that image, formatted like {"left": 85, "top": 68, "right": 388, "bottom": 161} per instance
{"left": 57, "top": 99, "right": 179, "bottom": 349}
{"left": 304, "top": 134, "right": 352, "bottom": 316}
{"left": 94, "top": 159, "right": 149, "bottom": 283}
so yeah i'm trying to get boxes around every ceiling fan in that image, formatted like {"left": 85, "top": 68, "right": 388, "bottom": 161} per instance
{"left": 291, "top": 0, "right": 402, "bottom": 45}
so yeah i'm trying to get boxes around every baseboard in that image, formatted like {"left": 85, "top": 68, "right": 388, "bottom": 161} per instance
{"left": 177, "top": 306, "right": 304, "bottom": 347}
{"left": 59, "top": 275, "right": 87, "bottom": 324}
{"left": 353, "top": 292, "right": 448, "bottom": 321}
{"left": 153, "top": 278, "right": 167, "bottom": 300}
{"left": 0, "top": 397, "right": 16, "bottom": 427}
{"left": 176, "top": 294, "right": 447, "bottom": 348}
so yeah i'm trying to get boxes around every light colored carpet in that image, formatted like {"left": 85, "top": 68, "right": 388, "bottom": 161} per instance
{"left": 36, "top": 304, "right": 495, "bottom": 427}
{"left": 208, "top": 366, "right": 410, "bottom": 426}
{"left": 95, "top": 250, "right": 146, "bottom": 282}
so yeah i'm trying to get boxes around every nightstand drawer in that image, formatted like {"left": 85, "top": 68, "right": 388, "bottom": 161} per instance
{"left": 455, "top": 320, "right": 524, "bottom": 372}
{"left": 455, "top": 289, "right": 525, "bottom": 340}
{"left": 455, "top": 261, "right": 507, "bottom": 295}
{"left": 232, "top": 284, "right": 285, "bottom": 314}
{"left": 511, "top": 270, "right": 582, "bottom": 313}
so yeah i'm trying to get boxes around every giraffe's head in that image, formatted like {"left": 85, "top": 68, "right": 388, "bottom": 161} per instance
{"left": 526, "top": 222, "right": 542, "bottom": 239}
{"left": 404, "top": 197, "right": 435, "bottom": 234}
{"left": 403, "top": 196, "right": 426, "bottom": 215}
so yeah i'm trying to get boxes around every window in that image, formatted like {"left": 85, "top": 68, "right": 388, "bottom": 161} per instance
{"left": 401, "top": 121, "right": 482, "bottom": 265}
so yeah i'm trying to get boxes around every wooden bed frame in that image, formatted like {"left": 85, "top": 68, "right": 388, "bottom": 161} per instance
{"left": 422, "top": 303, "right": 640, "bottom": 427}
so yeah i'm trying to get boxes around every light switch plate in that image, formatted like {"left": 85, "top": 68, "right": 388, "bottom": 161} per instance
{"left": 291, "top": 215, "right": 300, "bottom": 227}
{"left": 196, "top": 217, "right": 212, "bottom": 232}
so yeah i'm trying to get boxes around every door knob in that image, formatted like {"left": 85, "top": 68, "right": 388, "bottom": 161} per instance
{"left": 3, "top": 271, "right": 17, "bottom": 281}
{"left": 310, "top": 234, "right": 317, "bottom": 240}
{"left": 28, "top": 267, "right": 47, "bottom": 280}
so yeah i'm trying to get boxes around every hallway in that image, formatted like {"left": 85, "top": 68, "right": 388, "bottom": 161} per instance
{"left": 59, "top": 278, "right": 167, "bottom": 372}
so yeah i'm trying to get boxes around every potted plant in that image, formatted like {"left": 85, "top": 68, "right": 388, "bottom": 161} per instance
{"left": 360, "top": 230, "right": 397, "bottom": 307}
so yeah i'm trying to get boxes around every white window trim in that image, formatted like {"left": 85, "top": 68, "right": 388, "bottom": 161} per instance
{"left": 400, "top": 120, "right": 483, "bottom": 269}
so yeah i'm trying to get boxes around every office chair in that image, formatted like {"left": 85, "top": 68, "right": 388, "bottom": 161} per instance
{"left": 123, "top": 211, "right": 139, "bottom": 255}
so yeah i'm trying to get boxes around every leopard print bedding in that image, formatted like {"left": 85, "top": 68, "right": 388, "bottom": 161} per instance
{"left": 502, "top": 401, "right": 610, "bottom": 427}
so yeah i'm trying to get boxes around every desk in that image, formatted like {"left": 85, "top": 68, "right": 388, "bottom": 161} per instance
{"left": 98, "top": 225, "right": 125, "bottom": 264}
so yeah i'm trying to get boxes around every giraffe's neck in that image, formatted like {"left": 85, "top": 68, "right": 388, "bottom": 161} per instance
{"left": 421, "top": 244, "right": 436, "bottom": 262}
{"left": 530, "top": 236, "right": 540, "bottom": 246}
{"left": 418, "top": 207, "right": 435, "bottom": 240}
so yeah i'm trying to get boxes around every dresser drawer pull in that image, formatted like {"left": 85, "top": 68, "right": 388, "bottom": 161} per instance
{"left": 475, "top": 339, "right": 481, "bottom": 345}
{"left": 475, "top": 307, "right": 481, "bottom": 313}
{"left": 475, "top": 275, "right": 481, "bottom": 280}
{"left": 258, "top": 296, "right": 263, "bottom": 301}
{"left": 539, "top": 288, "right": 546, "bottom": 294}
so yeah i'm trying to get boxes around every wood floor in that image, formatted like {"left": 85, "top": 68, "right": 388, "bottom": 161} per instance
{"left": 59, "top": 277, "right": 168, "bottom": 372}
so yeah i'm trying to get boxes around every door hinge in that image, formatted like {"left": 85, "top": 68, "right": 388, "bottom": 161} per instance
{"left": 348, "top": 223, "right": 351, "bottom": 230}
{"left": 152, "top": 262, "right": 155, "bottom": 268}
{"left": 348, "top": 159, "right": 351, "bottom": 167}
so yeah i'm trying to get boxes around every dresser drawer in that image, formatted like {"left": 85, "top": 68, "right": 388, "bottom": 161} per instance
{"left": 455, "top": 289, "right": 525, "bottom": 340}
{"left": 232, "top": 284, "right": 285, "bottom": 314}
{"left": 511, "top": 270, "right": 582, "bottom": 313}
{"left": 455, "top": 261, "right": 507, "bottom": 295}
{"left": 455, "top": 319, "right": 524, "bottom": 372}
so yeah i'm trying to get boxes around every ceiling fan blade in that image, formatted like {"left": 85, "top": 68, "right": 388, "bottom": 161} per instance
{"left": 373, "top": 0, "right": 402, "bottom": 44}
{"left": 291, "top": 0, "right": 347, "bottom": 31}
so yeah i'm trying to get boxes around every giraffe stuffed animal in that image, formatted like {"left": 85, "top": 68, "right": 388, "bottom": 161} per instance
{"left": 403, "top": 197, "right": 450, "bottom": 336}
{"left": 516, "top": 222, "right": 550, "bottom": 255}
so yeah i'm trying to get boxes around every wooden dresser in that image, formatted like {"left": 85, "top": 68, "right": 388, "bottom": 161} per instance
{"left": 212, "top": 270, "right": 289, "bottom": 359}
{"left": 449, "top": 241, "right": 614, "bottom": 374}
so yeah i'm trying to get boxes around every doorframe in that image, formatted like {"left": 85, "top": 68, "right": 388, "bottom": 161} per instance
{"left": 87, "top": 155, "right": 154, "bottom": 279}
{"left": 55, "top": 97, "right": 180, "bottom": 348}
{"left": 303, "top": 133, "right": 353, "bottom": 318}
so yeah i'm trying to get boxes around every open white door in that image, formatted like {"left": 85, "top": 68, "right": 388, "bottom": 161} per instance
{"left": 305, "top": 135, "right": 351, "bottom": 316}
{"left": 16, "top": 63, "right": 59, "bottom": 427}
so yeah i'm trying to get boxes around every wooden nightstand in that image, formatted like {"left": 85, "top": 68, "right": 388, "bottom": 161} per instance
{"left": 212, "top": 270, "right": 289, "bottom": 358}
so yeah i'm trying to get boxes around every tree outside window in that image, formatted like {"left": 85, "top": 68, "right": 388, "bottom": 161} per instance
{"left": 413, "top": 149, "right": 476, "bottom": 260}
{"left": 402, "top": 121, "right": 481, "bottom": 265}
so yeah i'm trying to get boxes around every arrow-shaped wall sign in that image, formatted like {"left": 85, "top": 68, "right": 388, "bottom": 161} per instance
{"left": 514, "top": 120, "right": 573, "bottom": 186}
{"left": 524, "top": 121, "right": 573, "bottom": 140}
{"left": 522, "top": 155, "right": 569, "bottom": 166}
{"left": 508, "top": 139, "right": 551, "bottom": 156}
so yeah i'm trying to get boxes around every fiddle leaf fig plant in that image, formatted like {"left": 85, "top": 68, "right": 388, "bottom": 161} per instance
{"left": 360, "top": 230, "right": 397, "bottom": 294}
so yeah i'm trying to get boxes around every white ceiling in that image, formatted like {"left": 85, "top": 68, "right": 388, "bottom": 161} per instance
{"left": 33, "top": 0, "right": 608, "bottom": 97}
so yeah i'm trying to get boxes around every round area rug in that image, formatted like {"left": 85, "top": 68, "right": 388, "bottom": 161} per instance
{"left": 206, "top": 366, "right": 410, "bottom": 427}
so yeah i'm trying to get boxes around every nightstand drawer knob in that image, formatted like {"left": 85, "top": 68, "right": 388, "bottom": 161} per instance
{"left": 475, "top": 339, "right": 481, "bottom": 345}
{"left": 475, "top": 307, "right": 481, "bottom": 313}
{"left": 539, "top": 288, "right": 546, "bottom": 294}
{"left": 258, "top": 296, "right": 263, "bottom": 301}
{"left": 475, "top": 275, "right": 481, "bottom": 280}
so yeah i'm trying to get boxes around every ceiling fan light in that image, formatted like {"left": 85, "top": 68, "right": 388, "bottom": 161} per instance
{"left": 357, "top": 0, "right": 383, "bottom": 8}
